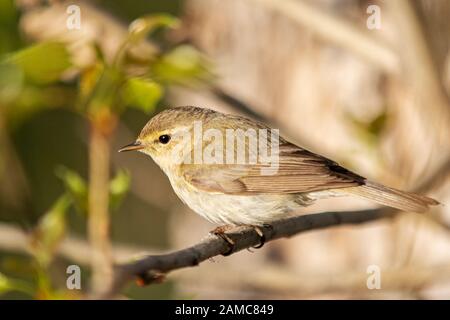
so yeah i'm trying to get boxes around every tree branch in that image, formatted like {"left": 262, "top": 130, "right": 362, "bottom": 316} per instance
{"left": 101, "top": 208, "right": 392, "bottom": 298}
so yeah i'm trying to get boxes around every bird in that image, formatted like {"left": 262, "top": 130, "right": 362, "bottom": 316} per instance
{"left": 119, "top": 106, "right": 438, "bottom": 249}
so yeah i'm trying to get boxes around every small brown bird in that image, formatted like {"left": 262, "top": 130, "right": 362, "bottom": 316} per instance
{"left": 119, "top": 106, "right": 438, "bottom": 232}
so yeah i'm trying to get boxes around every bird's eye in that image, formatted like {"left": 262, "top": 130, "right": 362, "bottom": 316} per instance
{"left": 158, "top": 134, "right": 171, "bottom": 144}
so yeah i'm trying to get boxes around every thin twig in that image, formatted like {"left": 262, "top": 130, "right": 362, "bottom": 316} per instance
{"left": 101, "top": 208, "right": 392, "bottom": 298}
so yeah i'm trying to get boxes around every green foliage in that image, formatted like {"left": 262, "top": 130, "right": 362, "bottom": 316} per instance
{"left": 366, "top": 112, "right": 387, "bottom": 137}
{"left": 0, "top": 10, "right": 211, "bottom": 299}
{"left": 6, "top": 42, "right": 72, "bottom": 84}
{"left": 0, "top": 272, "right": 13, "bottom": 295}
{"left": 347, "top": 111, "right": 388, "bottom": 147}
{"left": 128, "top": 13, "right": 179, "bottom": 43}
{"left": 0, "top": 272, "right": 34, "bottom": 297}
{"left": 0, "top": 61, "right": 23, "bottom": 102}
{"left": 151, "top": 45, "right": 211, "bottom": 85}
{"left": 0, "top": 42, "right": 74, "bottom": 128}
{"left": 87, "top": 13, "right": 181, "bottom": 116}
{"left": 56, "top": 166, "right": 88, "bottom": 216}
{"left": 78, "top": 63, "right": 104, "bottom": 104}
{"left": 83, "top": 65, "right": 123, "bottom": 114}
{"left": 121, "top": 78, "right": 163, "bottom": 113}
{"left": 109, "top": 169, "right": 131, "bottom": 211}
{"left": 31, "top": 194, "right": 71, "bottom": 268}
{"left": 56, "top": 166, "right": 131, "bottom": 213}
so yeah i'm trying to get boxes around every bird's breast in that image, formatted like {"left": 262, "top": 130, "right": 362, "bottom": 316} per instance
{"left": 166, "top": 174, "right": 304, "bottom": 225}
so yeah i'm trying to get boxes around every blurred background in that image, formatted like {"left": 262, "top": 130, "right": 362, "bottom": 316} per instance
{"left": 0, "top": 0, "right": 449, "bottom": 299}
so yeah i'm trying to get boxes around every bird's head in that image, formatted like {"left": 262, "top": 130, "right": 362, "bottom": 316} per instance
{"left": 118, "top": 106, "right": 219, "bottom": 171}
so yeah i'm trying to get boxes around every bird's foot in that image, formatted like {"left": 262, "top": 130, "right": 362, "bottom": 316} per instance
{"left": 210, "top": 225, "right": 235, "bottom": 256}
{"left": 210, "top": 224, "right": 273, "bottom": 255}
{"left": 252, "top": 224, "right": 273, "bottom": 249}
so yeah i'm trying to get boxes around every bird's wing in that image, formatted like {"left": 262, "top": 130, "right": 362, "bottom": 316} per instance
{"left": 181, "top": 142, "right": 364, "bottom": 194}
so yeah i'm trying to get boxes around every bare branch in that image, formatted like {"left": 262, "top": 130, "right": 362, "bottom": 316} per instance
{"left": 102, "top": 208, "right": 392, "bottom": 298}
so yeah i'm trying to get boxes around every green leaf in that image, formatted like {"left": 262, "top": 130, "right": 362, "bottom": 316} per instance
{"left": 0, "top": 61, "right": 23, "bottom": 102}
{"left": 128, "top": 14, "right": 180, "bottom": 43}
{"left": 109, "top": 169, "right": 131, "bottom": 211}
{"left": 0, "top": 273, "right": 12, "bottom": 295}
{"left": 86, "top": 66, "right": 122, "bottom": 114}
{"left": 367, "top": 112, "right": 387, "bottom": 137}
{"left": 151, "top": 45, "right": 210, "bottom": 85}
{"left": 56, "top": 166, "right": 88, "bottom": 216}
{"left": 0, "top": 272, "right": 34, "bottom": 297}
{"left": 78, "top": 62, "right": 104, "bottom": 103}
{"left": 347, "top": 111, "right": 388, "bottom": 147}
{"left": 121, "top": 77, "right": 163, "bottom": 113}
{"left": 8, "top": 42, "right": 71, "bottom": 84}
{"left": 32, "top": 194, "right": 71, "bottom": 267}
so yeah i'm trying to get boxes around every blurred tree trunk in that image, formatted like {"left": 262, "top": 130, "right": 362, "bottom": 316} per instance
{"left": 88, "top": 115, "right": 115, "bottom": 294}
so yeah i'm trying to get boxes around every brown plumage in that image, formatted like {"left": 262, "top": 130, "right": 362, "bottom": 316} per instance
{"left": 181, "top": 140, "right": 438, "bottom": 213}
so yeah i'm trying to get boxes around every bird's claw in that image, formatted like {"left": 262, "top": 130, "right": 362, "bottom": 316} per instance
{"left": 252, "top": 224, "right": 272, "bottom": 249}
{"left": 210, "top": 226, "right": 235, "bottom": 256}
{"left": 210, "top": 224, "right": 273, "bottom": 255}
{"left": 252, "top": 226, "right": 265, "bottom": 249}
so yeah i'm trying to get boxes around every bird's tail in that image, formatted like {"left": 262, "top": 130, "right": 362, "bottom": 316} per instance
{"left": 343, "top": 181, "right": 439, "bottom": 213}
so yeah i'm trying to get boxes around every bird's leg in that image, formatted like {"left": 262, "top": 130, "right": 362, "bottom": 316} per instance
{"left": 210, "top": 225, "right": 235, "bottom": 256}
{"left": 252, "top": 224, "right": 273, "bottom": 249}
{"left": 252, "top": 226, "right": 265, "bottom": 249}
{"left": 210, "top": 224, "right": 273, "bottom": 254}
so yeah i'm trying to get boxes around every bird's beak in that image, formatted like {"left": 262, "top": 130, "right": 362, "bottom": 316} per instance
{"left": 118, "top": 141, "right": 144, "bottom": 152}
